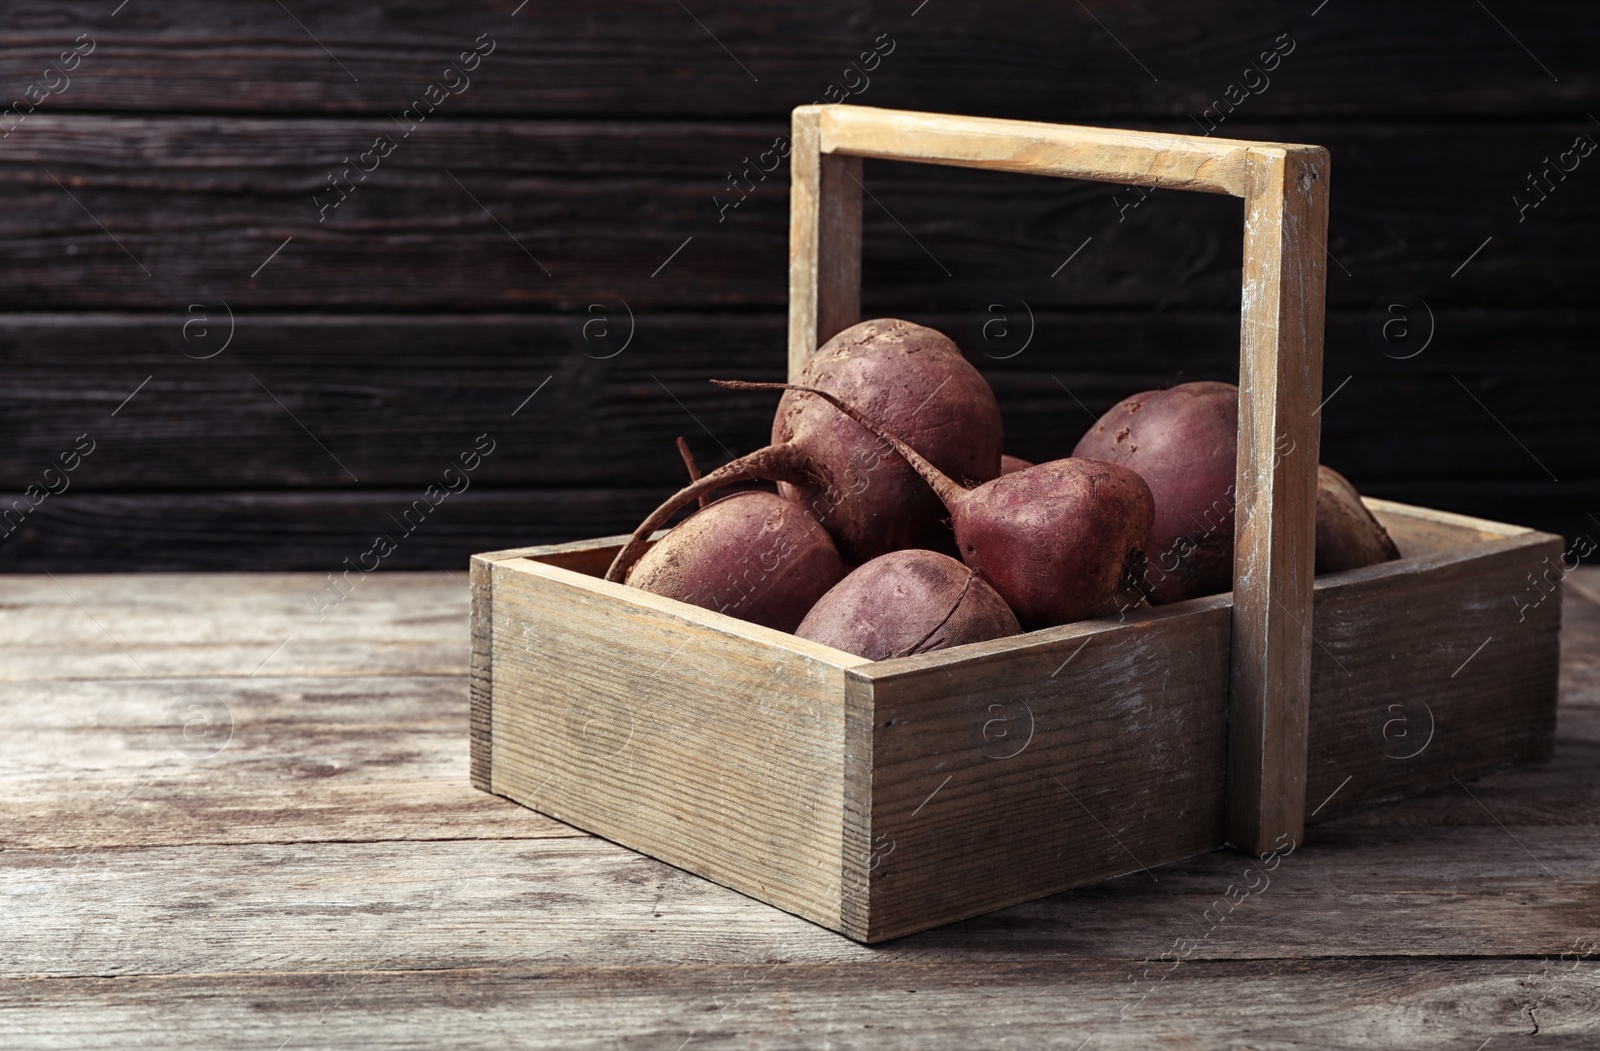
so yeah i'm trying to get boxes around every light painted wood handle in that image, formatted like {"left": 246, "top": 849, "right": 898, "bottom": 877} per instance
{"left": 788, "top": 103, "right": 1328, "bottom": 856}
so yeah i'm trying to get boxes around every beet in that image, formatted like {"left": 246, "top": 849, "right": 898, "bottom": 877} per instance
{"left": 624, "top": 489, "right": 846, "bottom": 633}
{"left": 1074, "top": 382, "right": 1402, "bottom": 598}
{"left": 1000, "top": 454, "right": 1034, "bottom": 475}
{"left": 1315, "top": 465, "right": 1401, "bottom": 573}
{"left": 1072, "top": 381, "right": 1239, "bottom": 605}
{"left": 606, "top": 318, "right": 1002, "bottom": 582}
{"left": 798, "top": 549, "right": 1021, "bottom": 659}
{"left": 723, "top": 382, "right": 1154, "bottom": 629}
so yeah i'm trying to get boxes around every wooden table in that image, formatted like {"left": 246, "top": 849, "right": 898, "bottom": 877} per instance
{"left": 5, "top": 569, "right": 1598, "bottom": 1048}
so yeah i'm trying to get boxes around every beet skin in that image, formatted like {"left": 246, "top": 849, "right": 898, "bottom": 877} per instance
{"left": 1072, "top": 381, "right": 1239, "bottom": 604}
{"left": 772, "top": 318, "right": 1003, "bottom": 561}
{"left": 1315, "top": 465, "right": 1401, "bottom": 573}
{"left": 797, "top": 549, "right": 1020, "bottom": 660}
{"left": 951, "top": 458, "right": 1154, "bottom": 627}
{"left": 626, "top": 490, "right": 846, "bottom": 633}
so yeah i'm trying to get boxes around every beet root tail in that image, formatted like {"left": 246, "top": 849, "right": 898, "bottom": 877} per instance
{"left": 712, "top": 379, "right": 968, "bottom": 508}
{"left": 604, "top": 444, "right": 816, "bottom": 584}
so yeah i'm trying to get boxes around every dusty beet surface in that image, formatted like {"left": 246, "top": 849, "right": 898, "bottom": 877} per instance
{"left": 797, "top": 549, "right": 1020, "bottom": 660}
{"left": 1072, "top": 381, "right": 1239, "bottom": 604}
{"left": 1000, "top": 454, "right": 1034, "bottom": 475}
{"left": 772, "top": 318, "right": 1002, "bottom": 561}
{"left": 951, "top": 458, "right": 1154, "bottom": 627}
{"left": 605, "top": 318, "right": 1001, "bottom": 585}
{"left": 625, "top": 490, "right": 846, "bottom": 633}
{"left": 1315, "top": 465, "right": 1401, "bottom": 573}
{"left": 732, "top": 382, "right": 1155, "bottom": 630}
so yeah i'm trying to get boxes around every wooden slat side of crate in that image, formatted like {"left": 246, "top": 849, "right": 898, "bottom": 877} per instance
{"left": 479, "top": 551, "right": 867, "bottom": 931}
{"left": 844, "top": 599, "right": 1233, "bottom": 943}
{"left": 470, "top": 538, "right": 626, "bottom": 790}
{"left": 1302, "top": 502, "right": 1562, "bottom": 822}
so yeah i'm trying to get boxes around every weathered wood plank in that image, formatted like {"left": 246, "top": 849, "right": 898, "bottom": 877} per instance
{"left": 4, "top": 821, "right": 1596, "bottom": 979}
{"left": 4, "top": 586, "right": 1575, "bottom": 855}
{"left": 0, "top": 118, "right": 1594, "bottom": 310}
{"left": 817, "top": 105, "right": 1321, "bottom": 195}
{"left": 469, "top": 554, "right": 495, "bottom": 791}
{"left": 0, "top": 571, "right": 470, "bottom": 679}
{"left": 3, "top": 312, "right": 1595, "bottom": 493}
{"left": 854, "top": 599, "right": 1232, "bottom": 941}
{"left": 788, "top": 106, "right": 862, "bottom": 375}
{"left": 1304, "top": 522, "right": 1563, "bottom": 824}
{"left": 1, "top": 956, "right": 1597, "bottom": 1050}
{"left": 1229, "top": 142, "right": 1327, "bottom": 851}
{"left": 0, "top": 0, "right": 1590, "bottom": 117}
{"left": 486, "top": 556, "right": 865, "bottom": 932}
{"left": 0, "top": 675, "right": 575, "bottom": 849}
{"left": 0, "top": 488, "right": 681, "bottom": 574}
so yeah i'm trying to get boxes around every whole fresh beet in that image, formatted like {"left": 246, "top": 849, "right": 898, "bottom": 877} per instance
{"left": 722, "top": 382, "right": 1154, "bottom": 629}
{"left": 1072, "top": 382, "right": 1240, "bottom": 604}
{"left": 625, "top": 489, "right": 846, "bottom": 633}
{"left": 797, "top": 549, "right": 1021, "bottom": 660}
{"left": 606, "top": 318, "right": 1002, "bottom": 583}
{"left": 1315, "top": 465, "right": 1401, "bottom": 573}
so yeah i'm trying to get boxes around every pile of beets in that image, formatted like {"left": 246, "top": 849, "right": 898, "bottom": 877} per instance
{"left": 605, "top": 318, "right": 1399, "bottom": 660}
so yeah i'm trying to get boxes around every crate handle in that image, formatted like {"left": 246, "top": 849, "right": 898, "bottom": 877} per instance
{"left": 788, "top": 104, "right": 1328, "bottom": 856}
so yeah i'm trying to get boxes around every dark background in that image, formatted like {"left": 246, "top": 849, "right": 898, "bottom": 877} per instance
{"left": 1, "top": 0, "right": 1595, "bottom": 571}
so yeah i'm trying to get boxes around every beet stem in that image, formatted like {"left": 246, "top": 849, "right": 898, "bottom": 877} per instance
{"left": 675, "top": 436, "right": 711, "bottom": 510}
{"left": 712, "top": 380, "right": 968, "bottom": 508}
{"left": 604, "top": 444, "right": 814, "bottom": 584}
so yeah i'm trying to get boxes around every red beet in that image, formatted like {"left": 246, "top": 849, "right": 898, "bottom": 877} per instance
{"left": 797, "top": 549, "right": 1020, "bottom": 659}
{"left": 722, "top": 382, "right": 1154, "bottom": 629}
{"left": 1315, "top": 465, "right": 1401, "bottom": 573}
{"left": 624, "top": 489, "right": 846, "bottom": 633}
{"left": 1072, "top": 382, "right": 1240, "bottom": 604}
{"left": 606, "top": 318, "right": 1002, "bottom": 582}
{"left": 1000, "top": 454, "right": 1034, "bottom": 475}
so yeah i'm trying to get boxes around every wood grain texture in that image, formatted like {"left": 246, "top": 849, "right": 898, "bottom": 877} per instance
{"left": 819, "top": 104, "right": 1284, "bottom": 195}
{"left": 0, "top": 571, "right": 471, "bottom": 680}
{"left": 1304, "top": 509, "right": 1564, "bottom": 824}
{"left": 788, "top": 107, "right": 862, "bottom": 376}
{"left": 0, "top": 1, "right": 1593, "bottom": 577}
{"left": 4, "top": 312, "right": 1595, "bottom": 494}
{"left": 469, "top": 553, "right": 495, "bottom": 790}
{"left": 0, "top": 674, "right": 574, "bottom": 850}
{"left": 470, "top": 533, "right": 671, "bottom": 793}
{"left": 1, "top": 957, "right": 1598, "bottom": 1050}
{"left": 850, "top": 600, "right": 1233, "bottom": 942}
{"left": 6, "top": 823, "right": 1599, "bottom": 976}
{"left": 484, "top": 553, "right": 866, "bottom": 931}
{"left": 1229, "top": 143, "right": 1328, "bottom": 852}
{"left": 1, "top": 117, "right": 1596, "bottom": 311}
{"left": 0, "top": 0, "right": 1591, "bottom": 117}
{"left": 0, "top": 488, "right": 670, "bottom": 574}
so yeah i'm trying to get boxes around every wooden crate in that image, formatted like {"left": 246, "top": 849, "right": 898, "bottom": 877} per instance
{"left": 469, "top": 106, "right": 1562, "bottom": 942}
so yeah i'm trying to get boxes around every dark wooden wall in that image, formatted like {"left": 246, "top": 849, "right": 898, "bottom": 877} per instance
{"left": 2, "top": 1, "right": 1596, "bottom": 570}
